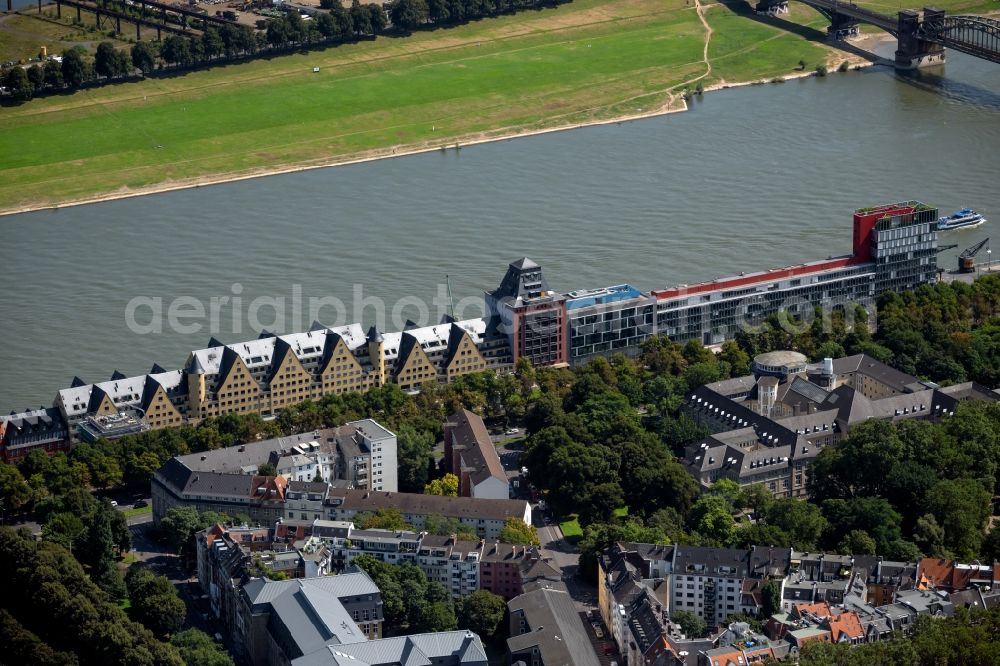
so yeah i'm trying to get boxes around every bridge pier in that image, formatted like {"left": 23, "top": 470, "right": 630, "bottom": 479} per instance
{"left": 826, "top": 13, "right": 860, "bottom": 40}
{"left": 754, "top": 0, "right": 789, "bottom": 16}
{"left": 895, "top": 8, "right": 946, "bottom": 69}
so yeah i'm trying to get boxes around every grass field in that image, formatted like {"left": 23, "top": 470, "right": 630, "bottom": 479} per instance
{"left": 559, "top": 515, "right": 583, "bottom": 541}
{"left": 0, "top": 0, "right": 994, "bottom": 213}
{"left": 122, "top": 504, "right": 152, "bottom": 518}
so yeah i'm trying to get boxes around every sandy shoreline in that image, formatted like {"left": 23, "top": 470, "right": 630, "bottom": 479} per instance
{"left": 0, "top": 35, "right": 896, "bottom": 218}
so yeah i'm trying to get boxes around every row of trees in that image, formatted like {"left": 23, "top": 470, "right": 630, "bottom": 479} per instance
{"left": 387, "top": 0, "right": 570, "bottom": 31}
{"left": 0, "top": 526, "right": 184, "bottom": 665}
{"left": 4, "top": 0, "right": 572, "bottom": 101}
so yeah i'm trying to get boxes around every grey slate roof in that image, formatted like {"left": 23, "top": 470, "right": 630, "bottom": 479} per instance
{"left": 244, "top": 570, "right": 381, "bottom": 607}
{"left": 829, "top": 354, "right": 919, "bottom": 392}
{"left": 293, "top": 631, "right": 488, "bottom": 666}
{"left": 673, "top": 545, "right": 750, "bottom": 577}
{"left": 446, "top": 409, "right": 507, "bottom": 487}
{"left": 507, "top": 583, "right": 601, "bottom": 666}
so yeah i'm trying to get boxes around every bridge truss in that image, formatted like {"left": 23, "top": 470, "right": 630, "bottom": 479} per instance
{"left": 920, "top": 15, "right": 1000, "bottom": 64}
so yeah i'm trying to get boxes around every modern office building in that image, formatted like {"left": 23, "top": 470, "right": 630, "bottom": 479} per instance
{"left": 683, "top": 351, "right": 1000, "bottom": 498}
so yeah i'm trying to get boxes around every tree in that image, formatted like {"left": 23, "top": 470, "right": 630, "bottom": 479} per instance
{"left": 498, "top": 517, "right": 539, "bottom": 545}
{"left": 42, "top": 512, "right": 86, "bottom": 552}
{"left": 352, "top": 554, "right": 412, "bottom": 629}
{"left": 61, "top": 47, "right": 91, "bottom": 88}
{"left": 914, "top": 513, "right": 948, "bottom": 558}
{"left": 761, "top": 579, "right": 781, "bottom": 619}
{"left": 4, "top": 67, "right": 33, "bottom": 100}
{"left": 759, "top": 498, "right": 826, "bottom": 550}
{"left": 738, "top": 483, "right": 773, "bottom": 516}
{"left": 423, "top": 514, "right": 478, "bottom": 539}
{"left": 424, "top": 472, "right": 459, "bottom": 496}
{"left": 419, "top": 601, "right": 457, "bottom": 632}
{"left": 26, "top": 64, "right": 45, "bottom": 92}
{"left": 925, "top": 478, "right": 991, "bottom": 560}
{"left": 161, "top": 35, "right": 192, "bottom": 66}
{"left": 257, "top": 462, "right": 277, "bottom": 476}
{"left": 0, "top": 527, "right": 185, "bottom": 664}
{"left": 389, "top": 0, "right": 429, "bottom": 31}
{"left": 95, "top": 42, "right": 121, "bottom": 78}
{"left": 837, "top": 529, "right": 877, "bottom": 556}
{"left": 821, "top": 497, "right": 904, "bottom": 556}
{"left": 397, "top": 424, "right": 435, "bottom": 492}
{"left": 127, "top": 567, "right": 187, "bottom": 637}
{"left": 368, "top": 3, "right": 387, "bottom": 32}
{"left": 350, "top": 0, "right": 373, "bottom": 34}
{"left": 688, "top": 494, "right": 736, "bottom": 546}
{"left": 202, "top": 27, "right": 224, "bottom": 60}
{"left": 457, "top": 590, "right": 506, "bottom": 638}
{"left": 43, "top": 59, "right": 64, "bottom": 88}
{"left": 672, "top": 609, "right": 707, "bottom": 638}
{"left": 132, "top": 41, "right": 157, "bottom": 74}
{"left": 171, "top": 629, "right": 235, "bottom": 666}
{"left": 0, "top": 462, "right": 33, "bottom": 514}
{"left": 354, "top": 507, "right": 413, "bottom": 531}
{"left": 74, "top": 500, "right": 128, "bottom": 598}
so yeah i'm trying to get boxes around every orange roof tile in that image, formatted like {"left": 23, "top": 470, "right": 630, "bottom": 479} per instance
{"left": 828, "top": 612, "right": 864, "bottom": 642}
{"left": 793, "top": 601, "right": 833, "bottom": 620}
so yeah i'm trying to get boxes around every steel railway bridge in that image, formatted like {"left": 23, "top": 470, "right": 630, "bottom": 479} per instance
{"left": 756, "top": 0, "right": 1000, "bottom": 68}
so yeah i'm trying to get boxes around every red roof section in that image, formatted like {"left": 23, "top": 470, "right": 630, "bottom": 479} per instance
{"left": 793, "top": 601, "right": 833, "bottom": 620}
{"left": 651, "top": 257, "right": 859, "bottom": 300}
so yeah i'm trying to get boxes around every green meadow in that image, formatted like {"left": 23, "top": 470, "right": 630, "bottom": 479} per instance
{"left": 0, "top": 0, "right": 989, "bottom": 213}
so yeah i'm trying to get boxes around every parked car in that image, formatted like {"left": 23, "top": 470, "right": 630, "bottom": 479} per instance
{"left": 505, "top": 427, "right": 519, "bottom": 435}
{"left": 109, "top": 500, "right": 118, "bottom": 507}
{"left": 595, "top": 627, "right": 604, "bottom": 639}
{"left": 133, "top": 499, "right": 149, "bottom": 508}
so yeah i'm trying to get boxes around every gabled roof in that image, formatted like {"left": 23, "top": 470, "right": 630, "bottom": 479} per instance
{"left": 292, "top": 631, "right": 488, "bottom": 666}
{"left": 830, "top": 354, "right": 920, "bottom": 393}
{"left": 507, "top": 584, "right": 601, "bottom": 666}
{"left": 443, "top": 324, "right": 473, "bottom": 368}
{"left": 827, "top": 611, "right": 865, "bottom": 642}
{"left": 446, "top": 409, "right": 507, "bottom": 487}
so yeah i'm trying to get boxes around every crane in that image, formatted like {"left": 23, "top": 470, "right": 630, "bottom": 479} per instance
{"left": 958, "top": 238, "right": 990, "bottom": 273}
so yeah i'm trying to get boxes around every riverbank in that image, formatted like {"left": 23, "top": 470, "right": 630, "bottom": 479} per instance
{"left": 0, "top": 40, "right": 838, "bottom": 216}
{"left": 0, "top": 0, "right": 983, "bottom": 216}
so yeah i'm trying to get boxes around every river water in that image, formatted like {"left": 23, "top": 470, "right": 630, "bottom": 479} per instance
{"left": 1, "top": 49, "right": 998, "bottom": 410}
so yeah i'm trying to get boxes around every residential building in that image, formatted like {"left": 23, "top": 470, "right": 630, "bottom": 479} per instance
{"left": 671, "top": 546, "right": 755, "bottom": 629}
{"left": 155, "top": 450, "right": 531, "bottom": 539}
{"left": 506, "top": 581, "right": 602, "bottom": 666}
{"left": 322, "top": 488, "right": 532, "bottom": 540}
{"left": 238, "top": 573, "right": 384, "bottom": 665}
{"left": 480, "top": 542, "right": 559, "bottom": 600}
{"left": 443, "top": 409, "right": 509, "bottom": 500}
{"left": 195, "top": 525, "right": 490, "bottom": 666}
{"left": 0, "top": 407, "right": 69, "bottom": 463}
{"left": 416, "top": 534, "right": 482, "bottom": 598}
{"left": 5, "top": 205, "right": 953, "bottom": 455}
